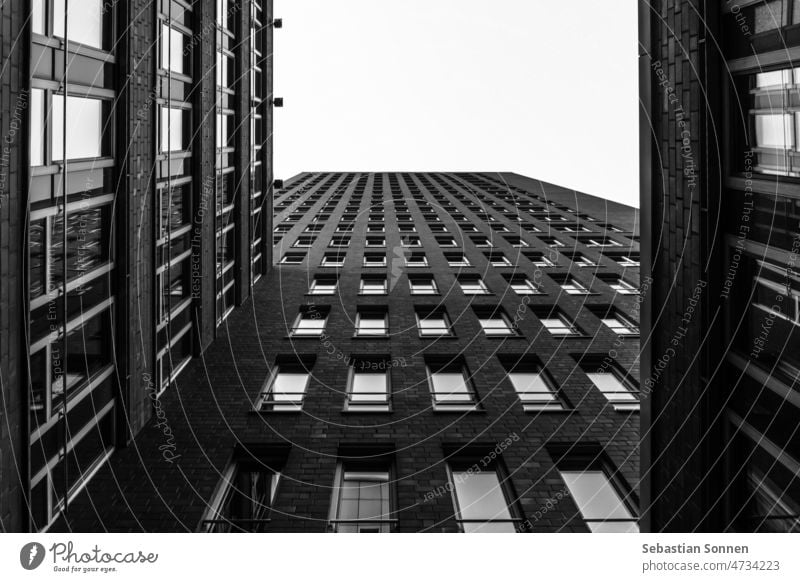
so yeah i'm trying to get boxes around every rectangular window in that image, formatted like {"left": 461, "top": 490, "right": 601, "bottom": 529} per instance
{"left": 280, "top": 253, "right": 306, "bottom": 265}
{"left": 427, "top": 359, "right": 478, "bottom": 411}
{"left": 603, "top": 277, "right": 639, "bottom": 295}
{"left": 199, "top": 455, "right": 281, "bottom": 532}
{"left": 363, "top": 253, "right": 386, "bottom": 267}
{"left": 556, "top": 455, "right": 638, "bottom": 533}
{"left": 416, "top": 307, "right": 453, "bottom": 337}
{"left": 485, "top": 252, "right": 511, "bottom": 267}
{"left": 321, "top": 253, "right": 346, "bottom": 267}
{"left": 290, "top": 307, "right": 328, "bottom": 337}
{"left": 560, "top": 276, "right": 592, "bottom": 295}
{"left": 471, "top": 236, "right": 493, "bottom": 248}
{"left": 409, "top": 276, "right": 439, "bottom": 295}
{"left": 329, "top": 464, "right": 393, "bottom": 532}
{"left": 572, "top": 254, "right": 598, "bottom": 267}
{"left": 366, "top": 236, "right": 386, "bottom": 248}
{"left": 30, "top": 88, "right": 45, "bottom": 166}
{"left": 539, "top": 311, "right": 580, "bottom": 336}
{"left": 293, "top": 236, "right": 316, "bottom": 248}
{"left": 525, "top": 251, "right": 556, "bottom": 268}
{"left": 540, "top": 237, "right": 565, "bottom": 248}
{"left": 445, "top": 253, "right": 471, "bottom": 267}
{"left": 436, "top": 236, "right": 458, "bottom": 248}
{"left": 161, "top": 24, "right": 186, "bottom": 74}
{"left": 506, "top": 363, "right": 566, "bottom": 412}
{"left": 345, "top": 364, "right": 391, "bottom": 412}
{"left": 448, "top": 462, "right": 518, "bottom": 532}
{"left": 458, "top": 276, "right": 490, "bottom": 295}
{"left": 355, "top": 309, "right": 388, "bottom": 337}
{"left": 504, "top": 236, "right": 529, "bottom": 248}
{"left": 53, "top": 0, "right": 104, "bottom": 49}
{"left": 309, "top": 276, "right": 338, "bottom": 295}
{"left": 329, "top": 236, "right": 351, "bottom": 248}
{"left": 159, "top": 106, "right": 186, "bottom": 154}
{"left": 367, "top": 223, "right": 385, "bottom": 233}
{"left": 583, "top": 237, "right": 622, "bottom": 248}
{"left": 474, "top": 307, "right": 517, "bottom": 336}
{"left": 259, "top": 360, "right": 313, "bottom": 412}
{"left": 585, "top": 368, "right": 640, "bottom": 412}
{"left": 504, "top": 274, "right": 542, "bottom": 295}
{"left": 360, "top": 276, "right": 388, "bottom": 295}
{"left": 53, "top": 95, "right": 104, "bottom": 161}
{"left": 398, "top": 252, "right": 425, "bottom": 268}
{"left": 599, "top": 311, "right": 639, "bottom": 336}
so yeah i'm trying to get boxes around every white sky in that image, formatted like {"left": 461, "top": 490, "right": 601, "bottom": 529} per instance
{"left": 274, "top": 0, "right": 640, "bottom": 208}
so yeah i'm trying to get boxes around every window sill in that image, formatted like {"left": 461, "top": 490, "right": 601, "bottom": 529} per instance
{"left": 353, "top": 334, "right": 389, "bottom": 339}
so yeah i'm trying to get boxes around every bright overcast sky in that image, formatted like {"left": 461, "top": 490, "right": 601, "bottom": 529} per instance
{"left": 274, "top": 0, "right": 639, "bottom": 208}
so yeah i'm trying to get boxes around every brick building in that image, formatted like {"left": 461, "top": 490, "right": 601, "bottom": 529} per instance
{"left": 0, "top": 0, "right": 277, "bottom": 532}
{"left": 52, "top": 171, "right": 642, "bottom": 532}
{"left": 640, "top": 0, "right": 800, "bottom": 532}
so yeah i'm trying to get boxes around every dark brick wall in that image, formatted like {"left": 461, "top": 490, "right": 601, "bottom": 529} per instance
{"left": 0, "top": 0, "right": 26, "bottom": 533}
{"left": 57, "top": 172, "right": 640, "bottom": 532}
{"left": 640, "top": 0, "right": 724, "bottom": 532}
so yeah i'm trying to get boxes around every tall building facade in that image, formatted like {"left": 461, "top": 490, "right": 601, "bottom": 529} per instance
{"left": 0, "top": 0, "right": 277, "bottom": 532}
{"left": 51, "top": 172, "right": 642, "bottom": 533}
{"left": 640, "top": 0, "right": 800, "bottom": 532}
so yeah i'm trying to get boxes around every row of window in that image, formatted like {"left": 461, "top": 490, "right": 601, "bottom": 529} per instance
{"left": 282, "top": 247, "right": 637, "bottom": 268}
{"left": 202, "top": 444, "right": 638, "bottom": 533}
{"left": 303, "top": 271, "right": 638, "bottom": 297}
{"left": 258, "top": 354, "right": 639, "bottom": 413}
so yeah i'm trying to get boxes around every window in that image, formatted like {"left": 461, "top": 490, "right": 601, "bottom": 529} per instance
{"left": 504, "top": 236, "right": 529, "bottom": 248}
{"left": 539, "top": 311, "right": 580, "bottom": 336}
{"left": 436, "top": 236, "right": 458, "bottom": 248}
{"left": 474, "top": 307, "right": 517, "bottom": 336}
{"left": 416, "top": 308, "right": 453, "bottom": 337}
{"left": 199, "top": 450, "right": 283, "bottom": 532}
{"left": 429, "top": 224, "right": 448, "bottom": 233}
{"left": 559, "top": 276, "right": 593, "bottom": 295}
{"left": 49, "top": 0, "right": 106, "bottom": 47}
{"left": 540, "top": 237, "right": 565, "bottom": 248}
{"left": 505, "top": 362, "right": 567, "bottom": 412}
{"left": 445, "top": 253, "right": 471, "bottom": 267}
{"left": 556, "top": 454, "right": 638, "bottom": 533}
{"left": 367, "top": 223, "right": 385, "bottom": 233}
{"left": 485, "top": 252, "right": 511, "bottom": 267}
{"left": 409, "top": 276, "right": 439, "bottom": 295}
{"left": 355, "top": 309, "right": 388, "bottom": 337}
{"left": 336, "top": 224, "right": 354, "bottom": 233}
{"left": 280, "top": 253, "right": 306, "bottom": 265}
{"left": 290, "top": 307, "right": 328, "bottom": 337}
{"left": 366, "top": 236, "right": 386, "bottom": 248}
{"left": 405, "top": 252, "right": 429, "bottom": 267}
{"left": 603, "top": 276, "right": 639, "bottom": 295}
{"left": 610, "top": 254, "right": 640, "bottom": 268}
{"left": 321, "top": 253, "right": 345, "bottom": 267}
{"left": 556, "top": 225, "right": 591, "bottom": 233}
{"left": 329, "top": 463, "right": 393, "bottom": 532}
{"left": 363, "top": 253, "right": 386, "bottom": 267}
{"left": 427, "top": 359, "right": 478, "bottom": 411}
{"left": 398, "top": 224, "right": 416, "bottom": 233}
{"left": 525, "top": 251, "right": 556, "bottom": 268}
{"left": 360, "top": 276, "right": 387, "bottom": 295}
{"left": 400, "top": 236, "right": 420, "bottom": 247}
{"left": 583, "top": 237, "right": 622, "bottom": 248}
{"left": 471, "top": 235, "right": 493, "bottom": 248}
{"left": 309, "top": 276, "right": 338, "bottom": 295}
{"left": 504, "top": 274, "right": 542, "bottom": 295}
{"left": 448, "top": 462, "right": 519, "bottom": 532}
{"left": 584, "top": 367, "right": 640, "bottom": 411}
{"left": 259, "top": 359, "right": 313, "bottom": 411}
{"left": 345, "top": 364, "right": 391, "bottom": 412}
{"left": 571, "top": 253, "right": 598, "bottom": 267}
{"left": 293, "top": 235, "right": 316, "bottom": 248}
{"left": 458, "top": 276, "right": 490, "bottom": 295}
{"left": 329, "top": 236, "right": 351, "bottom": 248}
{"left": 53, "top": 95, "right": 105, "bottom": 160}
{"left": 161, "top": 23, "right": 187, "bottom": 74}
{"left": 598, "top": 310, "right": 639, "bottom": 336}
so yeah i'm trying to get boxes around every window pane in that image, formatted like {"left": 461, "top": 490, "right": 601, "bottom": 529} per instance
{"left": 586, "top": 373, "right": 637, "bottom": 402}
{"left": 30, "top": 89, "right": 44, "bottom": 166}
{"left": 755, "top": 114, "right": 794, "bottom": 149}
{"left": 432, "top": 372, "right": 471, "bottom": 402}
{"left": 161, "top": 25, "right": 185, "bottom": 74}
{"left": 53, "top": 96, "right": 104, "bottom": 161}
{"left": 452, "top": 471, "right": 513, "bottom": 522}
{"left": 351, "top": 373, "right": 388, "bottom": 402}
{"left": 54, "top": 0, "right": 104, "bottom": 49}
{"left": 560, "top": 471, "right": 634, "bottom": 520}
{"left": 160, "top": 107, "right": 184, "bottom": 153}
{"left": 32, "top": 0, "right": 45, "bottom": 34}
{"left": 272, "top": 373, "right": 308, "bottom": 400}
{"left": 509, "top": 373, "right": 553, "bottom": 398}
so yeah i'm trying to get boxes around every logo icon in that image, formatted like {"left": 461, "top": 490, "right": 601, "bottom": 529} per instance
{"left": 20, "top": 542, "right": 46, "bottom": 570}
